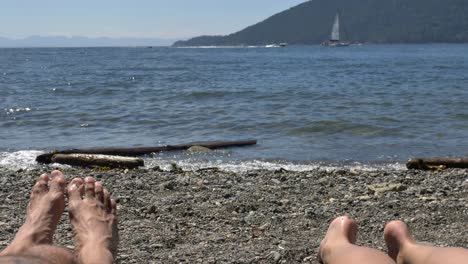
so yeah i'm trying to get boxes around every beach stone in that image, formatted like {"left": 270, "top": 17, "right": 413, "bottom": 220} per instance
{"left": 279, "top": 199, "right": 290, "bottom": 206}
{"left": 305, "top": 207, "right": 325, "bottom": 218}
{"left": 252, "top": 226, "right": 265, "bottom": 238}
{"left": 147, "top": 205, "right": 157, "bottom": 214}
{"left": 160, "top": 181, "right": 176, "bottom": 191}
{"left": 134, "top": 179, "right": 144, "bottom": 188}
{"left": 267, "top": 251, "right": 281, "bottom": 263}
{"left": 169, "top": 162, "right": 183, "bottom": 173}
{"left": 463, "top": 180, "right": 468, "bottom": 189}
{"left": 367, "top": 183, "right": 407, "bottom": 195}
{"left": 186, "top": 146, "right": 213, "bottom": 154}
{"left": 357, "top": 195, "right": 372, "bottom": 201}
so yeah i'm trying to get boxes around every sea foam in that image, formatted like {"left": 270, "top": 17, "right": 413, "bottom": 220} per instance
{"left": 0, "top": 150, "right": 44, "bottom": 170}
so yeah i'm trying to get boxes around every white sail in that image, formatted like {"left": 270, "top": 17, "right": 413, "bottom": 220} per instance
{"left": 330, "top": 14, "right": 340, "bottom": 41}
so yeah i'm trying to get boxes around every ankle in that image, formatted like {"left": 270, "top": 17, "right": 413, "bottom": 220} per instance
{"left": 78, "top": 244, "right": 114, "bottom": 264}
{"left": 1, "top": 231, "right": 38, "bottom": 255}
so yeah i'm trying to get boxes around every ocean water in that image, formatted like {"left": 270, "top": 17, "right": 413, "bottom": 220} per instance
{"left": 1, "top": 44, "right": 467, "bottom": 171}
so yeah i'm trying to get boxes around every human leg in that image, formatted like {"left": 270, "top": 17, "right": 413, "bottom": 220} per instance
{"left": 0, "top": 170, "right": 75, "bottom": 264}
{"left": 67, "top": 177, "right": 118, "bottom": 264}
{"left": 384, "top": 220, "right": 468, "bottom": 264}
{"left": 318, "top": 216, "right": 395, "bottom": 264}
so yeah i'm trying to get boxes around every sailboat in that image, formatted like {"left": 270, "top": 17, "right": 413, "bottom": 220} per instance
{"left": 322, "top": 13, "right": 350, "bottom": 47}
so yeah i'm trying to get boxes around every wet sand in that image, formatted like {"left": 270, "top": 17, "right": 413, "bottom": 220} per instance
{"left": 0, "top": 167, "right": 466, "bottom": 263}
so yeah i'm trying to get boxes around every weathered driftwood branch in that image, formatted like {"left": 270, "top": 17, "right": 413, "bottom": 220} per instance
{"left": 406, "top": 158, "right": 468, "bottom": 170}
{"left": 51, "top": 154, "right": 144, "bottom": 169}
{"left": 36, "top": 139, "right": 257, "bottom": 164}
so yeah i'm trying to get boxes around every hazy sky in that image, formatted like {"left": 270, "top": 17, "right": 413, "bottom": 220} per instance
{"left": 1, "top": 0, "right": 306, "bottom": 39}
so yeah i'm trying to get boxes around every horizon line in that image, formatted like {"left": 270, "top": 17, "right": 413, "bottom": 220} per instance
{"left": 0, "top": 35, "right": 183, "bottom": 41}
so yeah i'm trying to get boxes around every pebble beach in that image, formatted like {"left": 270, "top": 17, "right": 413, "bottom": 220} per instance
{"left": 0, "top": 166, "right": 466, "bottom": 263}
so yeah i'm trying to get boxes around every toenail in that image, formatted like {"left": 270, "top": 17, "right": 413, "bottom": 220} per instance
{"left": 71, "top": 182, "right": 82, "bottom": 189}
{"left": 85, "top": 177, "right": 95, "bottom": 182}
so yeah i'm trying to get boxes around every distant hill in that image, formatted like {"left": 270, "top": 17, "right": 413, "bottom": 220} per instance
{"left": 0, "top": 36, "right": 175, "bottom": 47}
{"left": 173, "top": 0, "right": 468, "bottom": 46}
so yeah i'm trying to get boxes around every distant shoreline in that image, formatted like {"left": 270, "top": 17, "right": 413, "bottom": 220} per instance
{"left": 2, "top": 42, "right": 468, "bottom": 49}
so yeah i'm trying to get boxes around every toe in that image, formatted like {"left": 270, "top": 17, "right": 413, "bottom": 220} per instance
{"left": 326, "top": 216, "right": 358, "bottom": 244}
{"left": 95, "top": 182, "right": 104, "bottom": 204}
{"left": 103, "top": 189, "right": 111, "bottom": 212}
{"left": 111, "top": 199, "right": 117, "bottom": 216}
{"left": 84, "top": 177, "right": 96, "bottom": 200}
{"left": 318, "top": 216, "right": 358, "bottom": 263}
{"left": 32, "top": 173, "right": 50, "bottom": 195}
{"left": 50, "top": 170, "right": 66, "bottom": 194}
{"left": 67, "top": 178, "right": 84, "bottom": 206}
{"left": 384, "top": 220, "right": 415, "bottom": 261}
{"left": 384, "top": 220, "right": 413, "bottom": 243}
{"left": 39, "top": 173, "right": 50, "bottom": 182}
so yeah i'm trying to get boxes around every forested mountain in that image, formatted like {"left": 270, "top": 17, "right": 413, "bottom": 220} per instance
{"left": 173, "top": 0, "right": 468, "bottom": 46}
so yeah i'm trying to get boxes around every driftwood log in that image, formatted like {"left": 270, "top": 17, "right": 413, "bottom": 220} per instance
{"left": 36, "top": 140, "right": 257, "bottom": 164}
{"left": 51, "top": 154, "right": 144, "bottom": 169}
{"left": 406, "top": 158, "right": 468, "bottom": 170}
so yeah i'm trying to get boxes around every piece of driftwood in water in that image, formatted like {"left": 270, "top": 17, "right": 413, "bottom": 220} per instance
{"left": 406, "top": 158, "right": 468, "bottom": 170}
{"left": 36, "top": 139, "right": 257, "bottom": 164}
{"left": 51, "top": 154, "right": 144, "bottom": 169}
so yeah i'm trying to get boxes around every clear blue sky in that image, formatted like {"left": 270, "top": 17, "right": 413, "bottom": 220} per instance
{"left": 0, "top": 0, "right": 306, "bottom": 39}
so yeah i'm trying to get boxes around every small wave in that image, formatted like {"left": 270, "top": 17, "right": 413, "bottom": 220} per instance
{"left": 4, "top": 107, "right": 32, "bottom": 115}
{"left": 0, "top": 150, "right": 44, "bottom": 170}
{"left": 144, "top": 158, "right": 406, "bottom": 173}
{"left": 288, "top": 120, "right": 384, "bottom": 137}
{"left": 454, "top": 113, "right": 468, "bottom": 120}
{"left": 182, "top": 90, "right": 254, "bottom": 100}
{"left": 183, "top": 90, "right": 227, "bottom": 99}
{"left": 0, "top": 150, "right": 406, "bottom": 172}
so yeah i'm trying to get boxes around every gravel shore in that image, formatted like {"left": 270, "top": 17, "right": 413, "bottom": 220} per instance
{"left": 0, "top": 166, "right": 466, "bottom": 263}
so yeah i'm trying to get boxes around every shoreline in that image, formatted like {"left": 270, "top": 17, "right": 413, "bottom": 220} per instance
{"left": 0, "top": 166, "right": 466, "bottom": 263}
{"left": 0, "top": 150, "right": 408, "bottom": 173}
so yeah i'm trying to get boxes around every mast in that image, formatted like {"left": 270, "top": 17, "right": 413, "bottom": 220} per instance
{"left": 330, "top": 14, "right": 340, "bottom": 41}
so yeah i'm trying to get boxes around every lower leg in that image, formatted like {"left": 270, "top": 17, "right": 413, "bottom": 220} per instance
{"left": 0, "top": 171, "right": 75, "bottom": 264}
{"left": 318, "top": 216, "right": 395, "bottom": 264}
{"left": 384, "top": 220, "right": 468, "bottom": 264}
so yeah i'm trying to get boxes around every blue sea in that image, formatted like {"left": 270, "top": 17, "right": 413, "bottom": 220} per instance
{"left": 1, "top": 44, "right": 467, "bottom": 171}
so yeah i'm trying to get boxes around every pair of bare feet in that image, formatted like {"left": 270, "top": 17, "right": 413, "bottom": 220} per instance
{"left": 0, "top": 170, "right": 118, "bottom": 264}
{"left": 319, "top": 216, "right": 468, "bottom": 264}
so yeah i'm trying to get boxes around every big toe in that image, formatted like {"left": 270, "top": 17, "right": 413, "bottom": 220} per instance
{"left": 325, "top": 216, "right": 358, "bottom": 244}
{"left": 319, "top": 216, "right": 358, "bottom": 263}
{"left": 49, "top": 170, "right": 66, "bottom": 194}
{"left": 384, "top": 220, "right": 414, "bottom": 261}
{"left": 32, "top": 173, "right": 50, "bottom": 196}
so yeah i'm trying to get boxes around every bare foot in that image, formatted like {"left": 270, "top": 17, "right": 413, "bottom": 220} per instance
{"left": 0, "top": 171, "right": 66, "bottom": 255}
{"left": 318, "top": 216, "right": 358, "bottom": 263}
{"left": 384, "top": 220, "right": 415, "bottom": 263}
{"left": 67, "top": 177, "right": 118, "bottom": 264}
